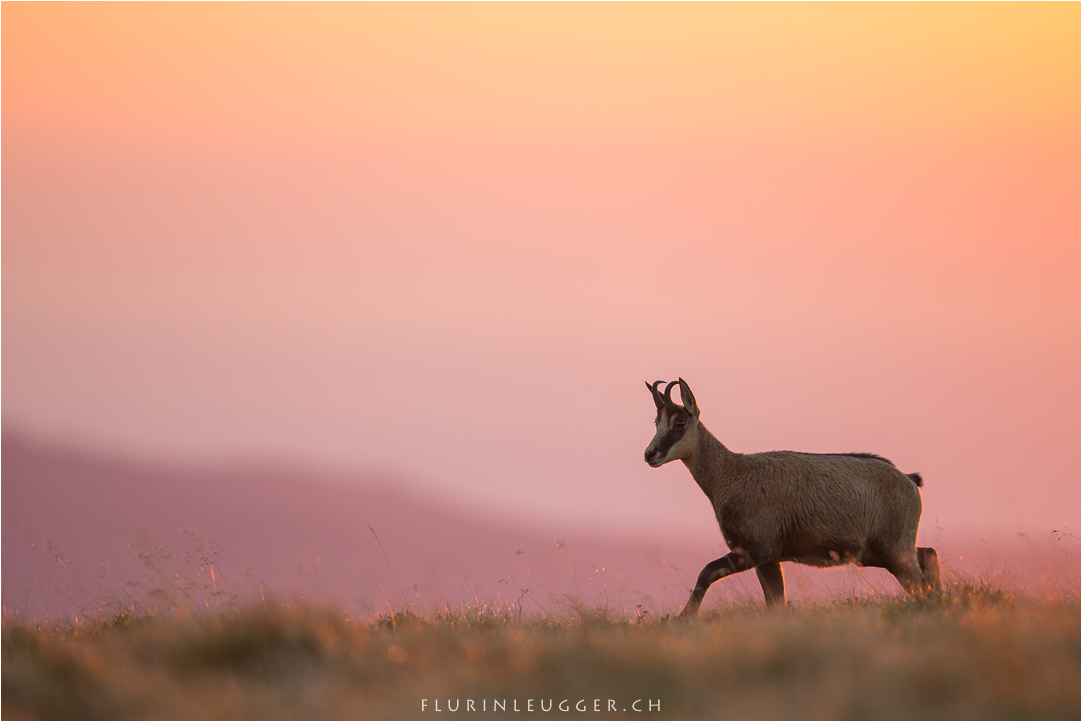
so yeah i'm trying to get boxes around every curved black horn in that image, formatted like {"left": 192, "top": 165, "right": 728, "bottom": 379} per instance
{"left": 648, "top": 380, "right": 666, "bottom": 409}
{"left": 663, "top": 380, "right": 679, "bottom": 404}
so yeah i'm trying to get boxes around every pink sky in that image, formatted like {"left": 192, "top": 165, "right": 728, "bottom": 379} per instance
{"left": 3, "top": 4, "right": 1079, "bottom": 546}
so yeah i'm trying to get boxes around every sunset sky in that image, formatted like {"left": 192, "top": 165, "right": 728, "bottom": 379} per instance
{"left": 3, "top": 3, "right": 1078, "bottom": 545}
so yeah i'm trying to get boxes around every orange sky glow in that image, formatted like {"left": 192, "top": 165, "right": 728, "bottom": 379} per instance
{"left": 3, "top": 3, "right": 1079, "bottom": 545}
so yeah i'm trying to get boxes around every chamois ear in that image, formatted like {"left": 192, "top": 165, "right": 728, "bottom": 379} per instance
{"left": 678, "top": 378, "right": 699, "bottom": 418}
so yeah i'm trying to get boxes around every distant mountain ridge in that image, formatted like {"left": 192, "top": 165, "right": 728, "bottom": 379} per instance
{"left": 1, "top": 433, "right": 716, "bottom": 619}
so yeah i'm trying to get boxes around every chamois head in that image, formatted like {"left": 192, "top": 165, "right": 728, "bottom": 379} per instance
{"left": 644, "top": 378, "right": 700, "bottom": 468}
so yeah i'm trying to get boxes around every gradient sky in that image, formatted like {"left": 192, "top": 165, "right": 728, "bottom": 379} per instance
{"left": 3, "top": 3, "right": 1079, "bottom": 544}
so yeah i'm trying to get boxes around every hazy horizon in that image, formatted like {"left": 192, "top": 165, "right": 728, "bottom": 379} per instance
{"left": 5, "top": 431, "right": 1076, "bottom": 622}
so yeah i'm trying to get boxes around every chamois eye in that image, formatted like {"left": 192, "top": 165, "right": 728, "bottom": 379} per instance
{"left": 675, "top": 418, "right": 687, "bottom": 429}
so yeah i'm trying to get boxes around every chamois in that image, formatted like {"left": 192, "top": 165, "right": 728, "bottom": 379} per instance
{"left": 644, "top": 378, "right": 941, "bottom": 616}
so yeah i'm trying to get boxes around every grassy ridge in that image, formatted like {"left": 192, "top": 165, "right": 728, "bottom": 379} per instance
{"left": 3, "top": 585, "right": 1079, "bottom": 720}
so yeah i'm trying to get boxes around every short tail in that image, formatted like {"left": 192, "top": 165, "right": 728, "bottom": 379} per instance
{"left": 907, "top": 472, "right": 923, "bottom": 488}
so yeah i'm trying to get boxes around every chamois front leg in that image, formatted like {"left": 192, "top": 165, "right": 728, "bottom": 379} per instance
{"left": 681, "top": 550, "right": 752, "bottom": 617}
{"left": 755, "top": 562, "right": 785, "bottom": 606}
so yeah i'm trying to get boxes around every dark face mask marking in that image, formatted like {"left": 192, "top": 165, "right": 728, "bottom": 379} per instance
{"left": 650, "top": 406, "right": 690, "bottom": 457}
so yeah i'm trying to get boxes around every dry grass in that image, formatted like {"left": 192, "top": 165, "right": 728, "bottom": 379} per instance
{"left": 2, "top": 582, "right": 1078, "bottom": 720}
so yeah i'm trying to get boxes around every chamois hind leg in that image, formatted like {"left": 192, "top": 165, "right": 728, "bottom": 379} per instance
{"left": 884, "top": 549, "right": 925, "bottom": 595}
{"left": 917, "top": 547, "right": 942, "bottom": 592}
{"left": 755, "top": 562, "right": 785, "bottom": 606}
{"left": 681, "top": 550, "right": 752, "bottom": 617}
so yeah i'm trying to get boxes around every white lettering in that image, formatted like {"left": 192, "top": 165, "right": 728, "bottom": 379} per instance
{"left": 421, "top": 700, "right": 427, "bottom": 712}
{"left": 495, "top": 700, "right": 506, "bottom": 713}
{"left": 434, "top": 700, "right": 441, "bottom": 712}
{"left": 560, "top": 700, "right": 570, "bottom": 712}
{"left": 609, "top": 700, "right": 617, "bottom": 712}
{"left": 514, "top": 700, "right": 520, "bottom": 712}
{"left": 633, "top": 699, "right": 642, "bottom": 712}
{"left": 576, "top": 700, "right": 587, "bottom": 712}
{"left": 542, "top": 700, "right": 553, "bottom": 712}
{"left": 650, "top": 700, "right": 661, "bottom": 711}
{"left": 448, "top": 700, "right": 459, "bottom": 712}
{"left": 594, "top": 699, "right": 601, "bottom": 712}
{"left": 467, "top": 700, "right": 475, "bottom": 712}
{"left": 528, "top": 699, "right": 534, "bottom": 712}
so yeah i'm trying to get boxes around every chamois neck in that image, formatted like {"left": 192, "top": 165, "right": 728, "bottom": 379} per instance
{"left": 681, "top": 422, "right": 733, "bottom": 501}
